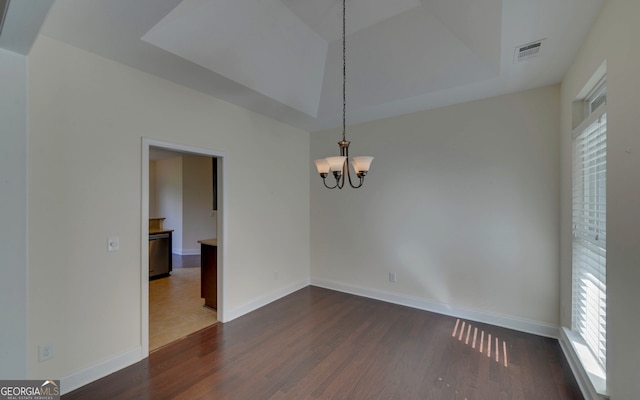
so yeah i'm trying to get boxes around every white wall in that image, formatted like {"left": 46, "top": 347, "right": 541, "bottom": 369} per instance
{"left": 151, "top": 155, "right": 216, "bottom": 254}
{"left": 155, "top": 157, "right": 183, "bottom": 252}
{"left": 311, "top": 85, "right": 561, "bottom": 329}
{"left": 560, "top": 0, "right": 640, "bottom": 398}
{"left": 0, "top": 48, "right": 28, "bottom": 379}
{"left": 148, "top": 160, "right": 158, "bottom": 217}
{"left": 181, "top": 155, "right": 216, "bottom": 252}
{"left": 27, "top": 35, "right": 310, "bottom": 382}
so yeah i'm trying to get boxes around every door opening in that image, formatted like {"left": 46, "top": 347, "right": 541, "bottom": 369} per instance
{"left": 141, "top": 138, "right": 225, "bottom": 357}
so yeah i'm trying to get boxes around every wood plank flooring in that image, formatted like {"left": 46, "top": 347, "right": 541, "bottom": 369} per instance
{"left": 63, "top": 286, "right": 583, "bottom": 400}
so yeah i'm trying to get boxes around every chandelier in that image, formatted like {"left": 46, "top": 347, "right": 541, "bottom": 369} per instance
{"left": 314, "top": 0, "right": 373, "bottom": 189}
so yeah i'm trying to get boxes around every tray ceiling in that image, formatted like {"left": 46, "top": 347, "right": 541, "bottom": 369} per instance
{"left": 39, "top": 0, "right": 603, "bottom": 131}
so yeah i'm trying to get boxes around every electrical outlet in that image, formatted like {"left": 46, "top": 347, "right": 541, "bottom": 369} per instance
{"left": 389, "top": 272, "right": 397, "bottom": 283}
{"left": 38, "top": 343, "right": 54, "bottom": 362}
{"left": 107, "top": 236, "right": 119, "bottom": 252}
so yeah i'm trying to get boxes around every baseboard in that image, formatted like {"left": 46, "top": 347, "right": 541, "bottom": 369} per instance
{"left": 171, "top": 249, "right": 200, "bottom": 256}
{"left": 559, "top": 328, "right": 608, "bottom": 400}
{"left": 310, "top": 278, "right": 559, "bottom": 339}
{"left": 223, "top": 279, "right": 310, "bottom": 323}
{"left": 60, "top": 346, "right": 142, "bottom": 395}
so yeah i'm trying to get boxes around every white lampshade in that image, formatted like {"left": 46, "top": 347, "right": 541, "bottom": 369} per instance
{"left": 326, "top": 156, "right": 347, "bottom": 172}
{"left": 351, "top": 156, "right": 374, "bottom": 173}
{"left": 314, "top": 159, "right": 331, "bottom": 174}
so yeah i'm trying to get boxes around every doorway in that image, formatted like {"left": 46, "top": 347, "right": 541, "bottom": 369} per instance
{"left": 141, "top": 138, "right": 225, "bottom": 357}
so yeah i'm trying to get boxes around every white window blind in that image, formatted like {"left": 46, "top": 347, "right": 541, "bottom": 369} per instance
{"left": 572, "top": 106, "right": 606, "bottom": 372}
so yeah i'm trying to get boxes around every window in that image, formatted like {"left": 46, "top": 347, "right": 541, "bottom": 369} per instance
{"left": 572, "top": 82, "right": 606, "bottom": 372}
{"left": 588, "top": 88, "right": 606, "bottom": 114}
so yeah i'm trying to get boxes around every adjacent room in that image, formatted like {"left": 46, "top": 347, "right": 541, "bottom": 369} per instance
{"left": 1, "top": 0, "right": 639, "bottom": 399}
{"left": 148, "top": 148, "right": 219, "bottom": 350}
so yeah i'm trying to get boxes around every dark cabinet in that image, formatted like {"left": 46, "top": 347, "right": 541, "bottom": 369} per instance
{"left": 199, "top": 239, "right": 217, "bottom": 309}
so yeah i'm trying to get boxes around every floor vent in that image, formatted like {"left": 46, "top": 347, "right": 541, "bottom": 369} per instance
{"left": 514, "top": 39, "right": 545, "bottom": 63}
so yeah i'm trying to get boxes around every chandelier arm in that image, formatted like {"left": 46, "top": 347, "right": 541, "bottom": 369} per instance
{"left": 336, "top": 162, "right": 346, "bottom": 189}
{"left": 345, "top": 164, "right": 365, "bottom": 189}
{"left": 322, "top": 176, "right": 340, "bottom": 189}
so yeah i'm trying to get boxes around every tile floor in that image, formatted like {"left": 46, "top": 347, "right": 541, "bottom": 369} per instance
{"left": 149, "top": 256, "right": 217, "bottom": 351}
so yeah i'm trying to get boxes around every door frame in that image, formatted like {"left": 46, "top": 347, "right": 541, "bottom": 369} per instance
{"left": 141, "top": 137, "right": 226, "bottom": 357}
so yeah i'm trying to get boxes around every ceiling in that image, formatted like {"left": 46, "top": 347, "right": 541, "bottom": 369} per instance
{"left": 0, "top": 0, "right": 54, "bottom": 55}
{"left": 15, "top": 0, "right": 604, "bottom": 132}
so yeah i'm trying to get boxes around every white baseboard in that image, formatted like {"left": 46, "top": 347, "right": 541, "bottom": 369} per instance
{"left": 223, "top": 279, "right": 310, "bottom": 323}
{"left": 171, "top": 248, "right": 200, "bottom": 256}
{"left": 60, "top": 346, "right": 142, "bottom": 395}
{"left": 310, "top": 278, "right": 559, "bottom": 339}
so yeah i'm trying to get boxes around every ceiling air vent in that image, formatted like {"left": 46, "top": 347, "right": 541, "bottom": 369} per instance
{"left": 514, "top": 39, "right": 545, "bottom": 63}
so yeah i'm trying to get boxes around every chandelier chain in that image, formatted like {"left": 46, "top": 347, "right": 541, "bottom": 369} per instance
{"left": 342, "top": 0, "right": 346, "bottom": 142}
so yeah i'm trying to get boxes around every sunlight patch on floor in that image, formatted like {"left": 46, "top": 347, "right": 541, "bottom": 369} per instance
{"left": 452, "top": 318, "right": 508, "bottom": 367}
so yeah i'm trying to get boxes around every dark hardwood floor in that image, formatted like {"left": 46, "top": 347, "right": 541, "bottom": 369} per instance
{"left": 63, "top": 286, "right": 582, "bottom": 400}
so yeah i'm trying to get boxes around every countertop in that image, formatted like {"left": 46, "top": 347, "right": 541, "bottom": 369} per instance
{"left": 198, "top": 238, "right": 218, "bottom": 246}
{"left": 150, "top": 229, "right": 174, "bottom": 235}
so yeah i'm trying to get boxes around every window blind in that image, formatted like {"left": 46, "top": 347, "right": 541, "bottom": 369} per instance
{"left": 572, "top": 107, "right": 606, "bottom": 371}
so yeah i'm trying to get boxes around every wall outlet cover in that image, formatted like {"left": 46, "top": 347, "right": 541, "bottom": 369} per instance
{"left": 38, "top": 343, "right": 54, "bottom": 362}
